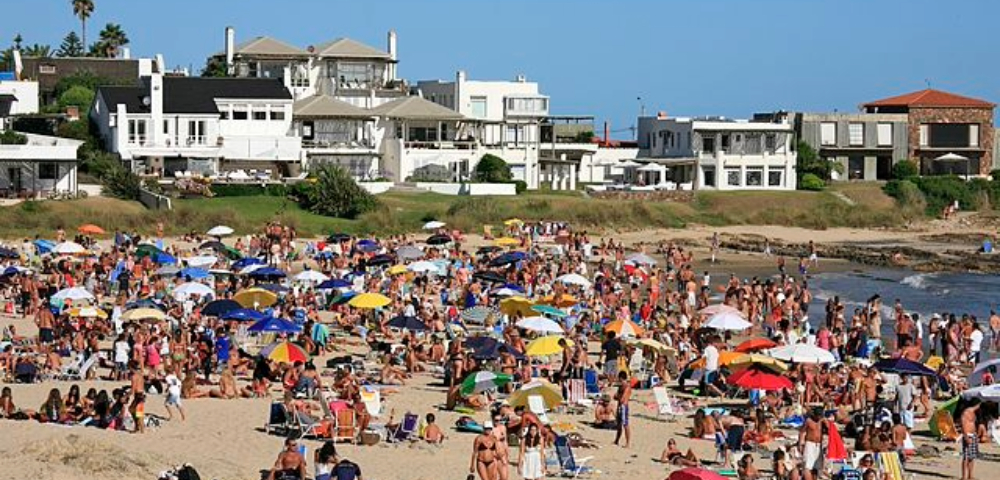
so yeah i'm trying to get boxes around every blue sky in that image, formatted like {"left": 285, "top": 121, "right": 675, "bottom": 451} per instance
{"left": 7, "top": 0, "right": 998, "bottom": 137}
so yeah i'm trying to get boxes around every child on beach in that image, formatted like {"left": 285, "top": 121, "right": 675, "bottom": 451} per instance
{"left": 130, "top": 392, "right": 145, "bottom": 434}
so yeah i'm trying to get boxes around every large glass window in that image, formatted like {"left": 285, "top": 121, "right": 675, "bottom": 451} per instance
{"left": 701, "top": 136, "right": 716, "bottom": 153}
{"left": 187, "top": 120, "right": 206, "bottom": 145}
{"left": 334, "top": 62, "right": 380, "bottom": 90}
{"left": 39, "top": 163, "right": 58, "bottom": 180}
{"left": 849, "top": 123, "right": 864, "bottom": 146}
{"left": 929, "top": 124, "right": 976, "bottom": 148}
{"left": 820, "top": 122, "right": 836, "bottom": 145}
{"left": 470, "top": 96, "right": 488, "bottom": 118}
{"left": 767, "top": 170, "right": 783, "bottom": 187}
{"left": 877, "top": 123, "right": 893, "bottom": 146}
{"left": 745, "top": 167, "right": 763, "bottom": 186}
{"left": 128, "top": 119, "right": 147, "bottom": 144}
{"left": 506, "top": 97, "right": 547, "bottom": 114}
{"left": 726, "top": 169, "right": 741, "bottom": 186}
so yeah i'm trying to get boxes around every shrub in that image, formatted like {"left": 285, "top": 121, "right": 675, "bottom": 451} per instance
{"left": 209, "top": 184, "right": 289, "bottom": 197}
{"left": 473, "top": 154, "right": 512, "bottom": 183}
{"left": 512, "top": 180, "right": 527, "bottom": 194}
{"left": 0, "top": 130, "right": 27, "bottom": 145}
{"left": 298, "top": 164, "right": 378, "bottom": 219}
{"left": 407, "top": 164, "right": 453, "bottom": 182}
{"left": 101, "top": 165, "right": 141, "bottom": 200}
{"left": 58, "top": 85, "right": 95, "bottom": 114}
{"left": 799, "top": 173, "right": 825, "bottom": 191}
{"left": 892, "top": 160, "right": 919, "bottom": 180}
{"left": 81, "top": 150, "right": 121, "bottom": 178}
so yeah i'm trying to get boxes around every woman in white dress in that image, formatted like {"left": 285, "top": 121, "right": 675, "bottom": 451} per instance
{"left": 518, "top": 423, "right": 546, "bottom": 480}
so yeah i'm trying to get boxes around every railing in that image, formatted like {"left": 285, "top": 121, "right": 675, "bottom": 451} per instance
{"left": 404, "top": 141, "right": 477, "bottom": 150}
{"left": 128, "top": 135, "right": 147, "bottom": 146}
{"left": 302, "top": 139, "right": 375, "bottom": 149}
{"left": 186, "top": 136, "right": 207, "bottom": 146}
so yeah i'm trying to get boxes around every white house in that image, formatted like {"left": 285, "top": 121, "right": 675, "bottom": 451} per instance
{"left": 90, "top": 73, "right": 301, "bottom": 177}
{"left": 0, "top": 132, "right": 82, "bottom": 196}
{"left": 637, "top": 115, "right": 797, "bottom": 190}
{"left": 0, "top": 79, "right": 39, "bottom": 122}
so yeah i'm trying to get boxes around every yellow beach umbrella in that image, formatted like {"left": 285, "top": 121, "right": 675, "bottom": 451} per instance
{"left": 121, "top": 307, "right": 166, "bottom": 322}
{"left": 500, "top": 296, "right": 535, "bottom": 317}
{"left": 525, "top": 336, "right": 573, "bottom": 357}
{"left": 541, "top": 293, "right": 579, "bottom": 308}
{"left": 494, "top": 237, "right": 520, "bottom": 247}
{"left": 387, "top": 265, "right": 408, "bottom": 275}
{"left": 730, "top": 353, "right": 788, "bottom": 373}
{"left": 509, "top": 379, "right": 564, "bottom": 409}
{"left": 604, "top": 318, "right": 645, "bottom": 338}
{"left": 690, "top": 350, "right": 743, "bottom": 370}
{"left": 349, "top": 292, "right": 391, "bottom": 309}
{"left": 503, "top": 218, "right": 524, "bottom": 227}
{"left": 234, "top": 287, "right": 278, "bottom": 308}
{"left": 629, "top": 338, "right": 675, "bottom": 353}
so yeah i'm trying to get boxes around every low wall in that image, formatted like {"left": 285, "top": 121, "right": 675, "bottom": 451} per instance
{"left": 589, "top": 190, "right": 695, "bottom": 202}
{"left": 139, "top": 188, "right": 173, "bottom": 210}
{"left": 358, "top": 182, "right": 394, "bottom": 195}
{"left": 413, "top": 182, "right": 516, "bottom": 196}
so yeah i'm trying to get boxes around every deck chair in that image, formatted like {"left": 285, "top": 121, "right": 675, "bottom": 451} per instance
{"left": 554, "top": 435, "right": 593, "bottom": 477}
{"left": 72, "top": 355, "right": 98, "bottom": 381}
{"left": 332, "top": 408, "right": 357, "bottom": 443}
{"left": 265, "top": 402, "right": 292, "bottom": 435}
{"left": 653, "top": 386, "right": 680, "bottom": 420}
{"left": 564, "top": 379, "right": 589, "bottom": 407}
{"left": 528, "top": 395, "right": 552, "bottom": 425}
{"left": 360, "top": 386, "right": 382, "bottom": 417}
{"left": 56, "top": 354, "right": 84, "bottom": 380}
{"left": 294, "top": 408, "right": 327, "bottom": 440}
{"left": 387, "top": 412, "right": 419, "bottom": 443}
{"left": 583, "top": 370, "right": 600, "bottom": 397}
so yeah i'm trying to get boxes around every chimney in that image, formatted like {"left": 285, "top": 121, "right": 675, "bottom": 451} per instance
{"left": 225, "top": 26, "right": 235, "bottom": 75}
{"left": 387, "top": 30, "right": 397, "bottom": 61}
{"left": 604, "top": 121, "right": 610, "bottom": 147}
{"left": 515, "top": 74, "right": 526, "bottom": 83}
{"left": 120, "top": 47, "right": 131, "bottom": 59}
{"left": 154, "top": 54, "right": 165, "bottom": 74}
{"left": 12, "top": 50, "right": 22, "bottom": 80}
{"left": 150, "top": 73, "right": 164, "bottom": 145}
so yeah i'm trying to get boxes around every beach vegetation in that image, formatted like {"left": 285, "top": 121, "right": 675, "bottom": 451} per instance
{"left": 297, "top": 164, "right": 379, "bottom": 219}
{"left": 0, "top": 130, "right": 28, "bottom": 145}
{"left": 473, "top": 154, "right": 512, "bottom": 183}
{"left": 892, "top": 160, "right": 919, "bottom": 179}
{"left": 799, "top": 173, "right": 825, "bottom": 191}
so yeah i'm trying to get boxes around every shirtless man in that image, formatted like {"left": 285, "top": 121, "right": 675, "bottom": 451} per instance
{"left": 613, "top": 370, "right": 633, "bottom": 448}
{"left": 797, "top": 410, "right": 824, "bottom": 480}
{"left": 268, "top": 437, "right": 307, "bottom": 480}
{"left": 35, "top": 305, "right": 55, "bottom": 345}
{"left": 961, "top": 402, "right": 981, "bottom": 480}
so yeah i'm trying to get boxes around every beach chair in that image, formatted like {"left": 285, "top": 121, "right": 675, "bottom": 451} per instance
{"left": 528, "top": 395, "right": 552, "bottom": 425}
{"left": 71, "top": 355, "right": 98, "bottom": 381}
{"left": 265, "top": 402, "right": 292, "bottom": 435}
{"left": 564, "top": 379, "right": 589, "bottom": 407}
{"left": 56, "top": 354, "right": 84, "bottom": 380}
{"left": 360, "top": 386, "right": 382, "bottom": 418}
{"left": 554, "top": 435, "right": 593, "bottom": 477}
{"left": 387, "top": 412, "right": 419, "bottom": 443}
{"left": 583, "top": 370, "right": 600, "bottom": 397}
{"left": 293, "top": 407, "right": 327, "bottom": 440}
{"left": 332, "top": 408, "right": 357, "bottom": 443}
{"left": 653, "top": 386, "right": 680, "bottom": 420}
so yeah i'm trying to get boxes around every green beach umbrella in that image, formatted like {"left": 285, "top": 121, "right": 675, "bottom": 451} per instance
{"left": 460, "top": 371, "right": 512, "bottom": 396}
{"left": 532, "top": 304, "right": 567, "bottom": 318}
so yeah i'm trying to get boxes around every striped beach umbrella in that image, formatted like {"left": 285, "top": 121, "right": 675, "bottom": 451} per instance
{"left": 261, "top": 341, "right": 309, "bottom": 364}
{"left": 460, "top": 371, "right": 512, "bottom": 396}
{"left": 604, "top": 318, "right": 645, "bottom": 338}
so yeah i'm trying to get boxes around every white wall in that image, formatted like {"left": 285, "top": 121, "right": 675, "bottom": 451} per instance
{"left": 358, "top": 181, "right": 393, "bottom": 194}
{"left": 413, "top": 182, "right": 516, "bottom": 196}
{"left": 0, "top": 80, "right": 39, "bottom": 116}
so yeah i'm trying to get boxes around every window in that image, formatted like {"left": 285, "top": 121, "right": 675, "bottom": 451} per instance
{"left": 302, "top": 121, "right": 314, "bottom": 140}
{"left": 848, "top": 156, "right": 864, "bottom": 180}
{"left": 702, "top": 167, "right": 716, "bottom": 187}
{"left": 919, "top": 124, "right": 929, "bottom": 146}
{"left": 232, "top": 109, "right": 248, "bottom": 120}
{"left": 187, "top": 120, "right": 206, "bottom": 145}
{"left": 39, "top": 64, "right": 56, "bottom": 74}
{"left": 220, "top": 111, "right": 230, "bottom": 120}
{"left": 877, "top": 123, "right": 892, "bottom": 146}
{"left": 726, "top": 169, "right": 741, "bottom": 186}
{"left": 765, "top": 134, "right": 777, "bottom": 151}
{"left": 271, "top": 109, "right": 285, "bottom": 121}
{"left": 929, "top": 124, "right": 976, "bottom": 148}
{"left": 767, "top": 170, "right": 783, "bottom": 187}
{"left": 291, "top": 63, "right": 310, "bottom": 88}
{"left": 701, "top": 136, "right": 716, "bottom": 153}
{"left": 506, "top": 97, "right": 548, "bottom": 115}
{"left": 745, "top": 167, "right": 763, "bottom": 186}
{"left": 970, "top": 124, "right": 980, "bottom": 147}
{"left": 470, "top": 96, "right": 488, "bottom": 118}
{"left": 162, "top": 120, "right": 169, "bottom": 135}
{"left": 720, "top": 134, "right": 730, "bottom": 152}
{"left": 128, "top": 119, "right": 147, "bottom": 144}
{"left": 820, "top": 122, "right": 836, "bottom": 146}
{"left": 39, "top": 163, "right": 58, "bottom": 180}
{"left": 253, "top": 110, "right": 267, "bottom": 121}
{"left": 336, "top": 62, "right": 378, "bottom": 90}
{"left": 848, "top": 123, "right": 864, "bottom": 146}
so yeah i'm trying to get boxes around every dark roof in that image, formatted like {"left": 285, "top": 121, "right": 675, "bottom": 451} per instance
{"left": 98, "top": 77, "right": 292, "bottom": 115}
{"left": 864, "top": 89, "right": 995, "bottom": 109}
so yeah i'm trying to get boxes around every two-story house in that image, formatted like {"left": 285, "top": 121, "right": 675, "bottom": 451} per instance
{"left": 795, "top": 112, "right": 909, "bottom": 180}
{"left": 90, "top": 73, "right": 300, "bottom": 177}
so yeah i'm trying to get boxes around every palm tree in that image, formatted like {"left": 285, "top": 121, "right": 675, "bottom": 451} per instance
{"left": 71, "top": 0, "right": 95, "bottom": 49}
{"left": 94, "top": 23, "right": 128, "bottom": 58}
{"left": 22, "top": 44, "right": 52, "bottom": 58}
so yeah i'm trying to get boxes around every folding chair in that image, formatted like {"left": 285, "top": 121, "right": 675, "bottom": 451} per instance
{"left": 265, "top": 402, "right": 292, "bottom": 435}
{"left": 360, "top": 386, "right": 382, "bottom": 418}
{"left": 583, "top": 369, "right": 600, "bottom": 397}
{"left": 528, "top": 395, "right": 552, "bottom": 425}
{"left": 387, "top": 412, "right": 419, "bottom": 443}
{"left": 56, "top": 354, "right": 84, "bottom": 380}
{"left": 653, "top": 386, "right": 680, "bottom": 421}
{"left": 554, "top": 435, "right": 593, "bottom": 477}
{"left": 332, "top": 408, "right": 357, "bottom": 443}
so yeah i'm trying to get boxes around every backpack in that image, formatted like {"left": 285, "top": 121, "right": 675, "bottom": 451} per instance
{"left": 176, "top": 465, "right": 201, "bottom": 480}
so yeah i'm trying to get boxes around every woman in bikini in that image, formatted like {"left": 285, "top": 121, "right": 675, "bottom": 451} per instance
{"left": 470, "top": 422, "right": 499, "bottom": 480}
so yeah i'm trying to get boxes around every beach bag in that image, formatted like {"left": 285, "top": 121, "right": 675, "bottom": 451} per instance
{"left": 176, "top": 465, "right": 201, "bottom": 480}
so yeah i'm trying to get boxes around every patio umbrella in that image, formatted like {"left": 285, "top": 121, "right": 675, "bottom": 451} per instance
{"left": 768, "top": 344, "right": 836, "bottom": 364}
{"left": 52, "top": 241, "right": 87, "bottom": 255}
{"left": 489, "top": 251, "right": 526, "bottom": 267}
{"left": 349, "top": 292, "right": 391, "bottom": 309}
{"left": 248, "top": 267, "right": 286, "bottom": 280}
{"left": 705, "top": 312, "right": 752, "bottom": 331}
{"left": 461, "top": 306, "right": 497, "bottom": 324}
{"left": 425, "top": 234, "right": 452, "bottom": 245}
{"left": 207, "top": 225, "right": 234, "bottom": 237}
{"left": 625, "top": 252, "right": 657, "bottom": 266}
{"left": 387, "top": 315, "right": 428, "bottom": 331}
{"left": 232, "top": 257, "right": 264, "bottom": 270}
{"left": 531, "top": 304, "right": 567, "bottom": 318}
{"left": 493, "top": 237, "right": 520, "bottom": 247}
{"left": 179, "top": 267, "right": 211, "bottom": 280}
{"left": 525, "top": 336, "right": 573, "bottom": 357}
{"left": 423, "top": 220, "right": 447, "bottom": 230}
{"left": 222, "top": 308, "right": 267, "bottom": 322}
{"left": 727, "top": 366, "right": 793, "bottom": 391}
{"left": 509, "top": 380, "right": 563, "bottom": 408}
{"left": 327, "top": 233, "right": 351, "bottom": 243}
{"left": 247, "top": 317, "right": 302, "bottom": 334}
{"left": 500, "top": 296, "right": 535, "bottom": 317}
{"left": 199, "top": 241, "right": 226, "bottom": 251}
{"left": 293, "top": 270, "right": 329, "bottom": 283}
{"left": 365, "top": 254, "right": 394, "bottom": 267}
{"left": 121, "top": 308, "right": 165, "bottom": 322}
{"left": 202, "top": 299, "right": 242, "bottom": 317}
{"left": 730, "top": 354, "right": 788, "bottom": 373}
{"left": 184, "top": 255, "right": 218, "bottom": 269}
{"left": 604, "top": 318, "right": 645, "bottom": 338}
{"left": 460, "top": 371, "right": 512, "bottom": 396}
{"left": 317, "top": 278, "right": 352, "bottom": 290}
{"left": 555, "top": 273, "right": 591, "bottom": 288}
{"left": 473, "top": 271, "right": 507, "bottom": 284}
{"left": 517, "top": 316, "right": 564, "bottom": 334}
{"left": 668, "top": 468, "right": 728, "bottom": 480}
{"left": 407, "top": 261, "right": 440, "bottom": 274}
{"left": 735, "top": 338, "right": 777, "bottom": 353}
{"left": 873, "top": 358, "right": 938, "bottom": 377}
{"left": 261, "top": 341, "right": 309, "bottom": 364}
{"left": 173, "top": 282, "right": 214, "bottom": 299}
{"left": 396, "top": 245, "right": 424, "bottom": 261}
{"left": 234, "top": 287, "right": 278, "bottom": 308}
{"left": 77, "top": 224, "right": 105, "bottom": 235}
{"left": 52, "top": 287, "right": 95, "bottom": 303}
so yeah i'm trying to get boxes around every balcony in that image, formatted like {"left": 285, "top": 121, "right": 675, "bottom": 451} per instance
{"left": 405, "top": 140, "right": 478, "bottom": 150}
{"left": 505, "top": 96, "right": 550, "bottom": 118}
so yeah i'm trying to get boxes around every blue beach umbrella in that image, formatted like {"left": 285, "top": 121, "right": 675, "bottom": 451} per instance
{"left": 247, "top": 317, "right": 302, "bottom": 333}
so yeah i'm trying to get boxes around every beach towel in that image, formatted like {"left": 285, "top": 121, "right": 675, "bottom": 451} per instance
{"left": 877, "top": 452, "right": 904, "bottom": 480}
{"left": 826, "top": 419, "right": 847, "bottom": 462}
{"left": 455, "top": 416, "right": 484, "bottom": 434}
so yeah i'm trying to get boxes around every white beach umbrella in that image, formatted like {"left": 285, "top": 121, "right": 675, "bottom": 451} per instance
{"left": 625, "top": 252, "right": 657, "bottom": 266}
{"left": 493, "top": 287, "right": 522, "bottom": 297}
{"left": 768, "top": 344, "right": 836, "bottom": 364}
{"left": 961, "top": 384, "right": 1000, "bottom": 402}
{"left": 705, "top": 312, "right": 753, "bottom": 331}
{"left": 52, "top": 286, "right": 95, "bottom": 302}
{"left": 422, "top": 221, "right": 446, "bottom": 230}
{"left": 173, "top": 282, "right": 214, "bottom": 299}
{"left": 516, "top": 316, "right": 564, "bottom": 334}
{"left": 52, "top": 242, "right": 86, "bottom": 255}
{"left": 699, "top": 304, "right": 743, "bottom": 316}
{"left": 184, "top": 255, "right": 218, "bottom": 269}
{"left": 293, "top": 270, "right": 329, "bottom": 283}
{"left": 207, "top": 225, "right": 234, "bottom": 237}
{"left": 239, "top": 264, "right": 267, "bottom": 275}
{"left": 556, "top": 273, "right": 592, "bottom": 288}
{"left": 407, "top": 261, "right": 440, "bottom": 274}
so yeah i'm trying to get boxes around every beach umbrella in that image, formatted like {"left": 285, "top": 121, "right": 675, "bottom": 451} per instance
{"left": 232, "top": 257, "right": 264, "bottom": 270}
{"left": 1, "top": 265, "right": 30, "bottom": 276}
{"left": 261, "top": 341, "right": 309, "bottom": 364}
{"left": 423, "top": 220, "right": 447, "bottom": 230}
{"left": 629, "top": 337, "right": 675, "bottom": 353}
{"left": 249, "top": 267, "right": 286, "bottom": 280}
{"left": 461, "top": 306, "right": 497, "bottom": 324}
{"left": 489, "top": 251, "right": 526, "bottom": 267}
{"left": 509, "top": 380, "right": 563, "bottom": 408}
{"left": 258, "top": 283, "right": 290, "bottom": 294}
{"left": 179, "top": 267, "right": 211, "bottom": 280}
{"left": 873, "top": 358, "right": 938, "bottom": 377}
{"left": 349, "top": 292, "right": 391, "bottom": 309}
{"left": 555, "top": 273, "right": 592, "bottom": 288}
{"left": 727, "top": 366, "right": 793, "bottom": 391}
{"left": 68, "top": 306, "right": 107, "bottom": 319}
{"left": 494, "top": 237, "right": 520, "bottom": 247}
{"left": 525, "top": 336, "right": 573, "bottom": 357}
{"left": 365, "top": 254, "right": 394, "bottom": 267}
{"left": 234, "top": 287, "right": 278, "bottom": 308}
{"left": 465, "top": 337, "right": 521, "bottom": 360}
{"left": 699, "top": 304, "right": 743, "bottom": 316}
{"left": 531, "top": 304, "right": 567, "bottom": 318}
{"left": 503, "top": 218, "right": 524, "bottom": 227}
{"left": 500, "top": 296, "right": 535, "bottom": 317}
{"left": 625, "top": 252, "right": 657, "bottom": 266}
{"left": 970, "top": 359, "right": 1000, "bottom": 386}
{"left": 705, "top": 312, "right": 752, "bottom": 331}
{"left": 768, "top": 344, "right": 835, "bottom": 364}
{"left": 407, "top": 261, "right": 440, "bottom": 274}
{"left": 184, "top": 255, "right": 218, "bottom": 269}
{"left": 477, "top": 246, "right": 502, "bottom": 255}
{"left": 929, "top": 396, "right": 961, "bottom": 440}
{"left": 517, "top": 316, "right": 564, "bottom": 334}
{"left": 541, "top": 293, "right": 578, "bottom": 308}
{"left": 239, "top": 264, "right": 267, "bottom": 275}
{"left": 604, "top": 318, "right": 645, "bottom": 338}
{"left": 221, "top": 308, "right": 266, "bottom": 322}
{"left": 247, "top": 317, "right": 302, "bottom": 334}
{"left": 668, "top": 468, "right": 728, "bottom": 480}
{"left": 207, "top": 225, "right": 234, "bottom": 237}
{"left": 460, "top": 371, "right": 512, "bottom": 396}
{"left": 52, "top": 287, "right": 95, "bottom": 303}
{"left": 0, "top": 247, "right": 19, "bottom": 260}
{"left": 121, "top": 308, "right": 165, "bottom": 322}
{"left": 156, "top": 265, "right": 180, "bottom": 277}
{"left": 387, "top": 265, "right": 408, "bottom": 275}
{"left": 52, "top": 241, "right": 87, "bottom": 255}
{"left": 33, "top": 239, "right": 55, "bottom": 254}
{"left": 961, "top": 384, "right": 1000, "bottom": 402}
{"left": 735, "top": 338, "right": 777, "bottom": 353}
{"left": 425, "top": 234, "right": 452, "bottom": 246}
{"left": 202, "top": 299, "right": 242, "bottom": 317}
{"left": 77, "top": 224, "right": 105, "bottom": 235}
{"left": 125, "top": 298, "right": 165, "bottom": 311}
{"left": 473, "top": 271, "right": 507, "bottom": 284}
{"left": 492, "top": 287, "right": 522, "bottom": 297}
{"left": 689, "top": 350, "right": 745, "bottom": 370}
{"left": 317, "top": 278, "right": 351, "bottom": 290}
{"left": 387, "top": 315, "right": 428, "bottom": 331}
{"left": 199, "top": 241, "right": 226, "bottom": 251}
{"left": 134, "top": 244, "right": 164, "bottom": 259}
{"left": 293, "top": 270, "right": 329, "bottom": 283}
{"left": 730, "top": 353, "right": 788, "bottom": 373}
{"left": 173, "top": 282, "right": 214, "bottom": 299}
{"left": 356, "top": 239, "right": 380, "bottom": 253}
{"left": 221, "top": 247, "right": 243, "bottom": 261}
{"left": 396, "top": 245, "right": 424, "bottom": 261}
{"left": 327, "top": 233, "right": 351, "bottom": 243}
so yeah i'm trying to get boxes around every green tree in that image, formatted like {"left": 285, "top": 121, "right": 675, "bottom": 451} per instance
{"left": 0, "top": 130, "right": 28, "bottom": 145}
{"left": 892, "top": 159, "right": 919, "bottom": 179}
{"left": 299, "top": 165, "right": 378, "bottom": 218}
{"left": 200, "top": 56, "right": 228, "bottom": 77}
{"left": 22, "top": 43, "right": 52, "bottom": 58}
{"left": 473, "top": 154, "right": 512, "bottom": 183}
{"left": 91, "top": 23, "right": 128, "bottom": 58}
{"left": 54, "top": 70, "right": 117, "bottom": 98}
{"left": 799, "top": 173, "right": 825, "bottom": 191}
{"left": 57, "top": 85, "right": 95, "bottom": 114}
{"left": 101, "top": 163, "right": 141, "bottom": 200}
{"left": 57, "top": 31, "right": 85, "bottom": 57}
{"left": 72, "top": 0, "right": 95, "bottom": 49}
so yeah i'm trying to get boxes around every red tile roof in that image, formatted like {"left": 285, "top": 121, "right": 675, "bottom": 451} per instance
{"left": 864, "top": 89, "right": 995, "bottom": 108}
